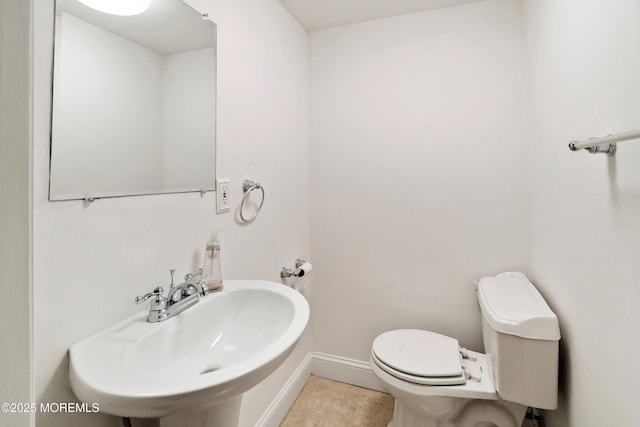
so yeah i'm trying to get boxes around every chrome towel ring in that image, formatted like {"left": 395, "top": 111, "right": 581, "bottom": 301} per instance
{"left": 240, "top": 179, "right": 265, "bottom": 222}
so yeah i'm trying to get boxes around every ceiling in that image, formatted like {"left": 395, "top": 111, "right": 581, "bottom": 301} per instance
{"left": 278, "top": 0, "right": 485, "bottom": 32}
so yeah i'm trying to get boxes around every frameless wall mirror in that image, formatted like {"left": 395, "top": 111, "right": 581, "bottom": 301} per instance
{"left": 50, "top": 0, "right": 216, "bottom": 201}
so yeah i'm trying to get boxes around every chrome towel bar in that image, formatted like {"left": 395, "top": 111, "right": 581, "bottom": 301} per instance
{"left": 569, "top": 128, "right": 640, "bottom": 156}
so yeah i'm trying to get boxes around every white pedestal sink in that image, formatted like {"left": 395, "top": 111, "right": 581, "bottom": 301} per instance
{"left": 69, "top": 280, "right": 309, "bottom": 427}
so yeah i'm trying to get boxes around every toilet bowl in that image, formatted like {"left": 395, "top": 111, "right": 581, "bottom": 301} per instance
{"left": 370, "top": 272, "right": 560, "bottom": 427}
{"left": 371, "top": 330, "right": 525, "bottom": 427}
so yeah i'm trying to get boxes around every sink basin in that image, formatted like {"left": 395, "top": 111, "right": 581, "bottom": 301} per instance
{"left": 69, "top": 280, "right": 309, "bottom": 423}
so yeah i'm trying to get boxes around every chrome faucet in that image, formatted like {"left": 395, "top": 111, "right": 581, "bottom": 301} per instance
{"left": 136, "top": 269, "right": 209, "bottom": 323}
{"left": 167, "top": 269, "right": 208, "bottom": 304}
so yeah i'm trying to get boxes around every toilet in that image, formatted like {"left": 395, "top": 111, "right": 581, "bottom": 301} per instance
{"left": 370, "top": 272, "right": 560, "bottom": 427}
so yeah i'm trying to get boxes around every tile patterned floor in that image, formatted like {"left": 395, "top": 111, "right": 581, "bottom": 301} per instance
{"left": 280, "top": 375, "right": 394, "bottom": 427}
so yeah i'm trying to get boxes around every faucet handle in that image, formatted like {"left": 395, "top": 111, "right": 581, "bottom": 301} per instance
{"left": 184, "top": 268, "right": 204, "bottom": 282}
{"left": 135, "top": 286, "right": 164, "bottom": 305}
{"left": 169, "top": 269, "right": 176, "bottom": 286}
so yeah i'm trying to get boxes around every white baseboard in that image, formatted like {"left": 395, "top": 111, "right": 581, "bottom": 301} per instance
{"left": 309, "top": 352, "right": 386, "bottom": 393}
{"left": 255, "top": 352, "right": 386, "bottom": 427}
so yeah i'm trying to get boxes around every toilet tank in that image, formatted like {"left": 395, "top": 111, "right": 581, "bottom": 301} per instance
{"left": 477, "top": 272, "right": 560, "bottom": 410}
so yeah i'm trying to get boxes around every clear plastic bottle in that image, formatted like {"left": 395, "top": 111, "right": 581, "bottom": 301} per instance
{"left": 202, "top": 232, "right": 223, "bottom": 292}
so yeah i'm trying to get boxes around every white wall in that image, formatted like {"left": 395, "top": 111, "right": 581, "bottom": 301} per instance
{"left": 525, "top": 0, "right": 640, "bottom": 425}
{"left": 50, "top": 13, "right": 164, "bottom": 197}
{"left": 0, "top": 1, "right": 33, "bottom": 426}
{"left": 309, "top": 0, "right": 528, "bottom": 361}
{"left": 33, "top": 0, "right": 309, "bottom": 426}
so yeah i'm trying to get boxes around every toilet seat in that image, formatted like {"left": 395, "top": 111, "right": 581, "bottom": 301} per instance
{"left": 372, "top": 329, "right": 467, "bottom": 386}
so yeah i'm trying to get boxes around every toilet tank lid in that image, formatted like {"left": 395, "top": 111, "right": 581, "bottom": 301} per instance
{"left": 477, "top": 272, "right": 560, "bottom": 341}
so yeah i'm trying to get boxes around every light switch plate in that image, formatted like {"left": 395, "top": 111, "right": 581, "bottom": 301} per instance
{"left": 216, "top": 179, "right": 231, "bottom": 214}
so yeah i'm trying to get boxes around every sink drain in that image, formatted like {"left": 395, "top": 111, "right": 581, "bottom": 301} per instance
{"left": 200, "top": 365, "right": 223, "bottom": 375}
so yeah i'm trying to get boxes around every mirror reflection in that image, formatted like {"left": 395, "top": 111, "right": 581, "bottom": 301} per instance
{"left": 50, "top": 0, "right": 216, "bottom": 201}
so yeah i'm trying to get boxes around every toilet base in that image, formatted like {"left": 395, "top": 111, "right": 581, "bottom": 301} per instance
{"left": 387, "top": 397, "right": 526, "bottom": 427}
